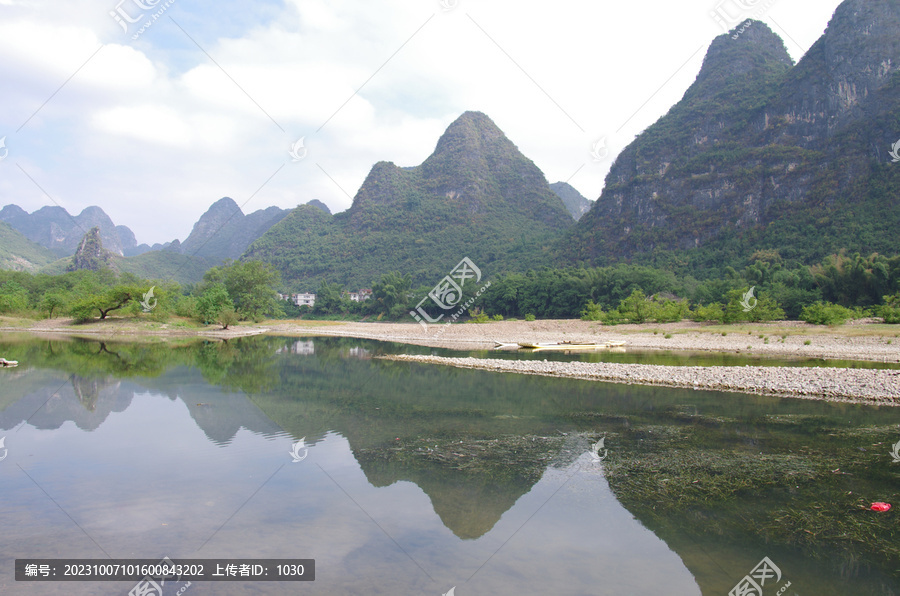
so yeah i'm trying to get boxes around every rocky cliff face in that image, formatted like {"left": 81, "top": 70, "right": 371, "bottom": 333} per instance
{"left": 550, "top": 182, "right": 593, "bottom": 221}
{"left": 67, "top": 226, "right": 115, "bottom": 272}
{"left": 759, "top": 0, "right": 900, "bottom": 146}
{"left": 566, "top": 0, "right": 900, "bottom": 267}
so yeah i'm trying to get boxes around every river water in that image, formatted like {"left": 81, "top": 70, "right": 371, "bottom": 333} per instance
{"left": 0, "top": 334, "right": 898, "bottom": 595}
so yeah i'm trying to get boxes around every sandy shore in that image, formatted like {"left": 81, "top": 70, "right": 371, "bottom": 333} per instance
{"left": 4, "top": 317, "right": 900, "bottom": 404}
{"left": 5, "top": 318, "right": 899, "bottom": 363}
{"left": 264, "top": 319, "right": 900, "bottom": 363}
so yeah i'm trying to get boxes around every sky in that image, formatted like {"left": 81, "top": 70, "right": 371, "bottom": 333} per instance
{"left": 0, "top": 0, "right": 845, "bottom": 245}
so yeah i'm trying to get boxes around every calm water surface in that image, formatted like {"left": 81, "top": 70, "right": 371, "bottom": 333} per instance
{"left": 0, "top": 335, "right": 898, "bottom": 595}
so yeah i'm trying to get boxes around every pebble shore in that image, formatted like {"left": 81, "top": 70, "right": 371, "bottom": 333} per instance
{"left": 381, "top": 354, "right": 900, "bottom": 405}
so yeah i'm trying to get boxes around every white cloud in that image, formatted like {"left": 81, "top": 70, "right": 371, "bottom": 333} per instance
{"left": 92, "top": 105, "right": 192, "bottom": 146}
{"left": 0, "top": 0, "right": 842, "bottom": 244}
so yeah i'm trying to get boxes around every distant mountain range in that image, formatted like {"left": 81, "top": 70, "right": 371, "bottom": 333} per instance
{"left": 3, "top": 0, "right": 899, "bottom": 288}
{"left": 0, "top": 198, "right": 327, "bottom": 281}
{"left": 0, "top": 204, "right": 136, "bottom": 257}
{"left": 171, "top": 197, "right": 290, "bottom": 261}
{"left": 550, "top": 182, "right": 593, "bottom": 221}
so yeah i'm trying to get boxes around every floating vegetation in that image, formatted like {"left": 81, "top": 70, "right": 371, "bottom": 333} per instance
{"left": 603, "top": 423, "right": 900, "bottom": 578}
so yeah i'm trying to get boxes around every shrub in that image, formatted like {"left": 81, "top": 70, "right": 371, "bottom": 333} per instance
{"left": 468, "top": 308, "right": 490, "bottom": 323}
{"left": 524, "top": 314, "right": 536, "bottom": 322}
{"left": 491, "top": 314, "right": 504, "bottom": 321}
{"left": 692, "top": 303, "right": 725, "bottom": 323}
{"left": 800, "top": 302, "right": 854, "bottom": 326}
{"left": 655, "top": 299, "right": 690, "bottom": 323}
{"left": 723, "top": 288, "right": 785, "bottom": 323}
{"left": 880, "top": 294, "right": 900, "bottom": 324}
{"left": 580, "top": 300, "right": 605, "bottom": 321}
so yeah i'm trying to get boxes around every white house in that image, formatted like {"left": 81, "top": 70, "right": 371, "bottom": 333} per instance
{"left": 348, "top": 289, "right": 373, "bottom": 302}
{"left": 294, "top": 292, "right": 316, "bottom": 307}
{"left": 279, "top": 292, "right": 316, "bottom": 307}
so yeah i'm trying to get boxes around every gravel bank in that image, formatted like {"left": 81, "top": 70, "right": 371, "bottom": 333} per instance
{"left": 268, "top": 320, "right": 900, "bottom": 363}
{"left": 380, "top": 354, "right": 900, "bottom": 406}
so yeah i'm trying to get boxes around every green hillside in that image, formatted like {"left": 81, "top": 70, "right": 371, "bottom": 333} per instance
{"left": 38, "top": 249, "right": 213, "bottom": 285}
{"left": 0, "top": 221, "right": 58, "bottom": 271}
{"left": 245, "top": 111, "right": 573, "bottom": 289}
{"left": 116, "top": 250, "right": 214, "bottom": 284}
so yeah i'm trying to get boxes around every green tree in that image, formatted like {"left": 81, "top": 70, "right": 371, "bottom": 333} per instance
{"left": 580, "top": 300, "right": 605, "bottom": 321}
{"left": 371, "top": 271, "right": 412, "bottom": 318}
{"left": 314, "top": 281, "right": 344, "bottom": 315}
{"left": 617, "top": 289, "right": 652, "bottom": 323}
{"left": 196, "top": 283, "right": 233, "bottom": 325}
{"left": 40, "top": 291, "right": 67, "bottom": 319}
{"left": 69, "top": 284, "right": 140, "bottom": 322}
{"left": 0, "top": 281, "right": 29, "bottom": 313}
{"left": 217, "top": 305, "right": 239, "bottom": 330}
{"left": 204, "top": 260, "right": 282, "bottom": 322}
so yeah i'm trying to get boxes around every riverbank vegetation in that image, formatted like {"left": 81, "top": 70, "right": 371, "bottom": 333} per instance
{"left": 2, "top": 251, "right": 900, "bottom": 327}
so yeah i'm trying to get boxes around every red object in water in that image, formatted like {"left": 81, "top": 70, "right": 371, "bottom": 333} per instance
{"left": 871, "top": 502, "right": 892, "bottom": 512}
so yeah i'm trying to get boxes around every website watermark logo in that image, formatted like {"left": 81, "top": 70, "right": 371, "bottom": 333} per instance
{"left": 0, "top": 136, "right": 8, "bottom": 161}
{"left": 110, "top": 0, "right": 176, "bottom": 41}
{"left": 729, "top": 556, "right": 793, "bottom": 596}
{"left": 289, "top": 137, "right": 307, "bottom": 161}
{"left": 289, "top": 438, "right": 309, "bottom": 462}
{"left": 590, "top": 436, "right": 608, "bottom": 462}
{"left": 128, "top": 556, "right": 192, "bottom": 596}
{"left": 0, "top": 436, "right": 7, "bottom": 462}
{"left": 590, "top": 137, "right": 609, "bottom": 161}
{"left": 442, "top": 587, "right": 456, "bottom": 596}
{"left": 410, "top": 257, "right": 490, "bottom": 333}
{"left": 140, "top": 286, "right": 157, "bottom": 313}
{"left": 890, "top": 439, "right": 900, "bottom": 463}
{"left": 710, "top": 0, "right": 778, "bottom": 37}
{"left": 740, "top": 286, "right": 758, "bottom": 312}
{"left": 438, "top": 0, "right": 458, "bottom": 11}
{"left": 889, "top": 139, "right": 900, "bottom": 163}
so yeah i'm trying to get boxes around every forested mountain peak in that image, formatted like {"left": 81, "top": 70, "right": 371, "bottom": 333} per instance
{"left": 564, "top": 0, "right": 900, "bottom": 271}
{"left": 245, "top": 111, "right": 573, "bottom": 288}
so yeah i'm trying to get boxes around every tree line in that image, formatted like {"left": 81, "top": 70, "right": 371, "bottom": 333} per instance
{"left": 0, "top": 260, "right": 284, "bottom": 328}
{"left": 2, "top": 251, "right": 900, "bottom": 326}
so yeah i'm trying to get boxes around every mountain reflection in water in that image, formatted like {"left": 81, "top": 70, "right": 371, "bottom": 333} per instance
{"left": 0, "top": 335, "right": 897, "bottom": 595}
